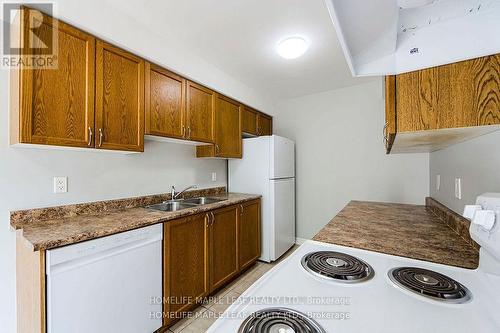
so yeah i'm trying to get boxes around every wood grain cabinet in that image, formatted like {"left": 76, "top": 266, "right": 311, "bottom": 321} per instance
{"left": 10, "top": 8, "right": 96, "bottom": 148}
{"left": 186, "top": 81, "right": 215, "bottom": 143}
{"left": 10, "top": 8, "right": 273, "bottom": 156}
{"left": 209, "top": 205, "right": 239, "bottom": 291}
{"left": 238, "top": 200, "right": 261, "bottom": 271}
{"left": 163, "top": 213, "right": 210, "bottom": 326}
{"left": 196, "top": 94, "right": 242, "bottom": 158}
{"left": 10, "top": 8, "right": 145, "bottom": 153}
{"left": 95, "top": 41, "right": 145, "bottom": 152}
{"left": 242, "top": 106, "right": 258, "bottom": 135}
{"left": 145, "top": 63, "right": 186, "bottom": 139}
{"left": 257, "top": 113, "right": 273, "bottom": 136}
{"left": 385, "top": 54, "right": 500, "bottom": 153}
{"left": 162, "top": 200, "right": 260, "bottom": 329}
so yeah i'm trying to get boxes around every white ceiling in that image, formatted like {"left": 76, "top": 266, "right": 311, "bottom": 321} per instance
{"left": 106, "top": 0, "right": 376, "bottom": 100}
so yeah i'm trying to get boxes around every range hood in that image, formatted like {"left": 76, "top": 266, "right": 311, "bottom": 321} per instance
{"left": 324, "top": 0, "right": 500, "bottom": 76}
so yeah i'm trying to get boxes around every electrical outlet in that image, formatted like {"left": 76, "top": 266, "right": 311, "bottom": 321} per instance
{"left": 211, "top": 172, "right": 217, "bottom": 182}
{"left": 455, "top": 178, "right": 462, "bottom": 200}
{"left": 436, "top": 174, "right": 441, "bottom": 191}
{"left": 53, "top": 177, "right": 68, "bottom": 194}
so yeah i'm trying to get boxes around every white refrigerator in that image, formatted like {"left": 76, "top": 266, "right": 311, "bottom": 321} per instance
{"left": 229, "top": 135, "right": 295, "bottom": 262}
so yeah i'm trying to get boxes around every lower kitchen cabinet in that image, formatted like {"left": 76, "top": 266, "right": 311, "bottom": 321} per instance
{"left": 209, "top": 205, "right": 239, "bottom": 291}
{"left": 162, "top": 199, "right": 261, "bottom": 329}
{"left": 163, "top": 213, "right": 210, "bottom": 326}
{"left": 238, "top": 200, "right": 261, "bottom": 271}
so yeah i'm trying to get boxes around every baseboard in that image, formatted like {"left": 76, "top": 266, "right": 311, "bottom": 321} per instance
{"left": 295, "top": 237, "right": 309, "bottom": 245}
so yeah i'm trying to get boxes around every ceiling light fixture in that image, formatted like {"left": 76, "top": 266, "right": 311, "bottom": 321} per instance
{"left": 277, "top": 36, "right": 309, "bottom": 59}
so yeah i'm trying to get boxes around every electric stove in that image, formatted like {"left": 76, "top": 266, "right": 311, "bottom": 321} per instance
{"left": 207, "top": 194, "right": 500, "bottom": 333}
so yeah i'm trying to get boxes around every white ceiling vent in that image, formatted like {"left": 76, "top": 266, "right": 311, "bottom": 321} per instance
{"left": 324, "top": 0, "right": 500, "bottom": 76}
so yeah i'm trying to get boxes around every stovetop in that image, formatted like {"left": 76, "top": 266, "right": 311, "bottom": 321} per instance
{"left": 207, "top": 240, "right": 500, "bottom": 333}
{"left": 301, "top": 250, "right": 374, "bottom": 283}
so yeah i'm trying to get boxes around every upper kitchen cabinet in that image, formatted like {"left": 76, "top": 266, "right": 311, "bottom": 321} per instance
{"left": 196, "top": 94, "right": 242, "bottom": 158}
{"left": 257, "top": 113, "right": 273, "bottom": 136}
{"left": 242, "top": 106, "right": 273, "bottom": 137}
{"left": 10, "top": 8, "right": 96, "bottom": 148}
{"left": 95, "top": 41, "right": 145, "bottom": 152}
{"left": 325, "top": 0, "right": 500, "bottom": 76}
{"left": 386, "top": 54, "right": 500, "bottom": 153}
{"left": 241, "top": 106, "right": 258, "bottom": 136}
{"left": 145, "top": 63, "right": 186, "bottom": 140}
{"left": 186, "top": 81, "right": 215, "bottom": 143}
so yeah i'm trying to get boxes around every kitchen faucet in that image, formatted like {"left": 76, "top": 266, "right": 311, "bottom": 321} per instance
{"left": 171, "top": 185, "right": 197, "bottom": 200}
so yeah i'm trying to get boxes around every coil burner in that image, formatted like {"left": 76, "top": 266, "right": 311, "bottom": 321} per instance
{"left": 301, "top": 251, "right": 374, "bottom": 283}
{"left": 389, "top": 267, "right": 471, "bottom": 303}
{"left": 238, "top": 308, "right": 326, "bottom": 333}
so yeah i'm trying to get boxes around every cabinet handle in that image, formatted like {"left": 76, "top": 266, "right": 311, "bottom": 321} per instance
{"left": 240, "top": 204, "right": 244, "bottom": 215}
{"left": 215, "top": 144, "right": 220, "bottom": 154}
{"left": 182, "top": 126, "right": 186, "bottom": 138}
{"left": 87, "top": 127, "right": 93, "bottom": 147}
{"left": 205, "top": 214, "right": 210, "bottom": 228}
{"left": 210, "top": 212, "right": 215, "bottom": 225}
{"left": 98, "top": 128, "right": 104, "bottom": 148}
{"left": 187, "top": 126, "right": 192, "bottom": 139}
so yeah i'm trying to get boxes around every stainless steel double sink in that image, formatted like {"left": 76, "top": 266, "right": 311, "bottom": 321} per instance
{"left": 146, "top": 197, "right": 226, "bottom": 212}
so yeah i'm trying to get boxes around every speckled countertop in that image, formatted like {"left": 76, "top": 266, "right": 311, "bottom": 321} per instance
{"left": 17, "top": 193, "right": 260, "bottom": 251}
{"left": 313, "top": 201, "right": 479, "bottom": 269}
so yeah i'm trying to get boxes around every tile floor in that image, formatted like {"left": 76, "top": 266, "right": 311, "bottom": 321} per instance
{"left": 166, "top": 245, "right": 300, "bottom": 333}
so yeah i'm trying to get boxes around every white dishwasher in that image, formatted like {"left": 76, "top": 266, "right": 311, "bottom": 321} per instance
{"left": 46, "top": 224, "right": 163, "bottom": 333}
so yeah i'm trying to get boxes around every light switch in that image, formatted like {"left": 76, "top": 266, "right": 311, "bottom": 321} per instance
{"left": 211, "top": 172, "right": 217, "bottom": 182}
{"left": 455, "top": 178, "right": 462, "bottom": 200}
{"left": 54, "top": 177, "right": 68, "bottom": 193}
{"left": 436, "top": 174, "right": 441, "bottom": 191}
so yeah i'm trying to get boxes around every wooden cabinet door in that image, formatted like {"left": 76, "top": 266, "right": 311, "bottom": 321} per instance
{"left": 257, "top": 113, "right": 273, "bottom": 136}
{"left": 186, "top": 81, "right": 215, "bottom": 143}
{"left": 209, "top": 206, "right": 239, "bottom": 292}
{"left": 396, "top": 54, "right": 500, "bottom": 132}
{"left": 145, "top": 63, "right": 186, "bottom": 139}
{"left": 214, "top": 95, "right": 242, "bottom": 158}
{"left": 15, "top": 9, "right": 95, "bottom": 148}
{"left": 241, "top": 106, "right": 258, "bottom": 135}
{"left": 238, "top": 200, "right": 261, "bottom": 271}
{"left": 164, "top": 213, "right": 210, "bottom": 325}
{"left": 384, "top": 75, "right": 396, "bottom": 153}
{"left": 95, "top": 41, "right": 144, "bottom": 152}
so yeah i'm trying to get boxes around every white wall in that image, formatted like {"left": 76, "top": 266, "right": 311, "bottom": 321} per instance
{"left": 0, "top": 1, "right": 275, "bottom": 331}
{"left": 430, "top": 131, "right": 500, "bottom": 214}
{"left": 273, "top": 80, "right": 430, "bottom": 239}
